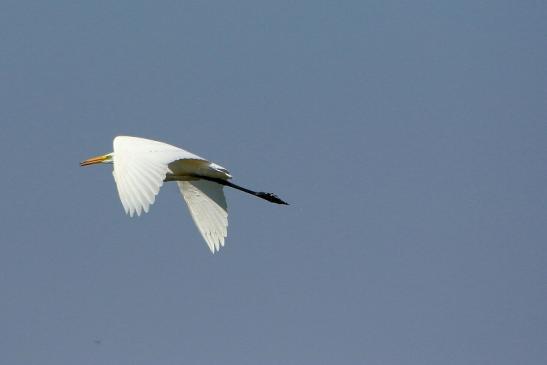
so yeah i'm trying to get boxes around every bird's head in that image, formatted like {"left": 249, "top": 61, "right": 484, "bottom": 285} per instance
{"left": 80, "top": 153, "right": 114, "bottom": 166}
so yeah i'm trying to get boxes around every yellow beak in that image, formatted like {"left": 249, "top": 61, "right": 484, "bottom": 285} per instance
{"left": 80, "top": 154, "right": 108, "bottom": 167}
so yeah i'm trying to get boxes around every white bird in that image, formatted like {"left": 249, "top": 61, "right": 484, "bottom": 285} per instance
{"left": 80, "top": 136, "right": 288, "bottom": 253}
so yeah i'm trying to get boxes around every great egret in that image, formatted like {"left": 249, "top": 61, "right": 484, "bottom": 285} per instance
{"left": 80, "top": 136, "right": 288, "bottom": 253}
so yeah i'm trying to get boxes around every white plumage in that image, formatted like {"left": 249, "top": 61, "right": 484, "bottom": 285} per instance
{"left": 81, "top": 136, "right": 287, "bottom": 253}
{"left": 178, "top": 180, "right": 228, "bottom": 252}
{"left": 109, "top": 136, "right": 228, "bottom": 252}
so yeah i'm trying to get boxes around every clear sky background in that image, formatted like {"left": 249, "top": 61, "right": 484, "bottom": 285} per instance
{"left": 1, "top": 1, "right": 546, "bottom": 364}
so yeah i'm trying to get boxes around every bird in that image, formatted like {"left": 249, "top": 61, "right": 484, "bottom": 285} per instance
{"left": 80, "top": 136, "right": 288, "bottom": 253}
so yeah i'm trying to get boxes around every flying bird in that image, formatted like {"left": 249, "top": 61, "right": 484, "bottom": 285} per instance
{"left": 80, "top": 136, "right": 288, "bottom": 253}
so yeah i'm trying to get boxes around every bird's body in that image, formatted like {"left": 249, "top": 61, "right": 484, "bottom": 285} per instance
{"left": 81, "top": 136, "right": 287, "bottom": 253}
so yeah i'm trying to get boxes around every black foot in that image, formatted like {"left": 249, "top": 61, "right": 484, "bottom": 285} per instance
{"left": 256, "top": 192, "right": 289, "bottom": 205}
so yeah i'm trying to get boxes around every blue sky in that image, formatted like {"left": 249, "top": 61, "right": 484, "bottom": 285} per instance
{"left": 1, "top": 1, "right": 546, "bottom": 364}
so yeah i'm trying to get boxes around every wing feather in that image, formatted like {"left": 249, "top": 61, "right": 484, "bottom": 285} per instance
{"left": 128, "top": 164, "right": 155, "bottom": 204}
{"left": 112, "top": 136, "right": 207, "bottom": 217}
{"left": 177, "top": 180, "right": 228, "bottom": 253}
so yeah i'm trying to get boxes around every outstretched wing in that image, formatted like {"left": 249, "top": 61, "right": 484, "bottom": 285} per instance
{"left": 112, "top": 136, "right": 205, "bottom": 217}
{"left": 178, "top": 180, "right": 228, "bottom": 253}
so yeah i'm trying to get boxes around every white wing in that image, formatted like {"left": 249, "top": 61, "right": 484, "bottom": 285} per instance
{"left": 178, "top": 180, "right": 228, "bottom": 253}
{"left": 112, "top": 136, "right": 206, "bottom": 217}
